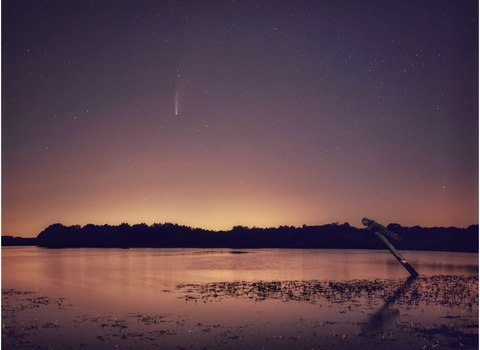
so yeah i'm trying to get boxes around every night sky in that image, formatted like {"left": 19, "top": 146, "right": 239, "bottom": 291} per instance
{"left": 2, "top": 1, "right": 478, "bottom": 238}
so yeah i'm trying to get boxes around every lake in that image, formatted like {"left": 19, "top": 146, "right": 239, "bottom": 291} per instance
{"left": 2, "top": 247, "right": 478, "bottom": 349}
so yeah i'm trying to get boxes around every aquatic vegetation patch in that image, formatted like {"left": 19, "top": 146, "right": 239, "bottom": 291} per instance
{"left": 175, "top": 275, "right": 478, "bottom": 309}
{"left": 2, "top": 275, "right": 478, "bottom": 349}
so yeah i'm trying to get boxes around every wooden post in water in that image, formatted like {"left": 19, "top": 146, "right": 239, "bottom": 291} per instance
{"left": 362, "top": 218, "right": 419, "bottom": 277}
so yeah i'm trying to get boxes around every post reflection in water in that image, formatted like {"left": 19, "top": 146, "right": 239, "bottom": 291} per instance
{"left": 362, "top": 275, "right": 417, "bottom": 333}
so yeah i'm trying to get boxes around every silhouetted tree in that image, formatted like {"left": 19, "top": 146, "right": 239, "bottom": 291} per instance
{"left": 26, "top": 221, "right": 478, "bottom": 252}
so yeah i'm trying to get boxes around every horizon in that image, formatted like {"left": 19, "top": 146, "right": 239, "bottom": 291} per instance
{"left": 3, "top": 1, "right": 478, "bottom": 239}
{"left": 2, "top": 219, "right": 478, "bottom": 239}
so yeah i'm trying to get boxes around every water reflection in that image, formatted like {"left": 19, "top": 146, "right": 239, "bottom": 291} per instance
{"left": 2, "top": 247, "right": 478, "bottom": 315}
{"left": 2, "top": 247, "right": 478, "bottom": 350}
{"left": 362, "top": 275, "right": 417, "bottom": 333}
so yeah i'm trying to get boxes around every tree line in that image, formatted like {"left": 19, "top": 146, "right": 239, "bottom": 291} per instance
{"left": 2, "top": 222, "right": 478, "bottom": 252}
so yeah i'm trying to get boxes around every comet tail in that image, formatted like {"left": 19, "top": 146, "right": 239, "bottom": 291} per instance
{"left": 175, "top": 91, "right": 179, "bottom": 115}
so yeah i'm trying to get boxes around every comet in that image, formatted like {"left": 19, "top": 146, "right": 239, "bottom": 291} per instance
{"left": 175, "top": 90, "right": 179, "bottom": 115}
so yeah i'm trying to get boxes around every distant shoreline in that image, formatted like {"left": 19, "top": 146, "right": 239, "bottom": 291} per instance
{"left": 2, "top": 222, "right": 478, "bottom": 253}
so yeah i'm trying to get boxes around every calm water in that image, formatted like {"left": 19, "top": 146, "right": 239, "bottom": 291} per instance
{"left": 2, "top": 247, "right": 477, "bottom": 312}
{"left": 2, "top": 247, "right": 478, "bottom": 349}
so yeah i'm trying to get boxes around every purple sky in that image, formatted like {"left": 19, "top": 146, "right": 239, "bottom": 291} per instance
{"left": 3, "top": 1, "right": 478, "bottom": 237}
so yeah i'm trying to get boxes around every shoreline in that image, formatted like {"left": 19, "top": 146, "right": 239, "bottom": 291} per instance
{"left": 4, "top": 222, "right": 478, "bottom": 253}
{"left": 3, "top": 245, "right": 479, "bottom": 254}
